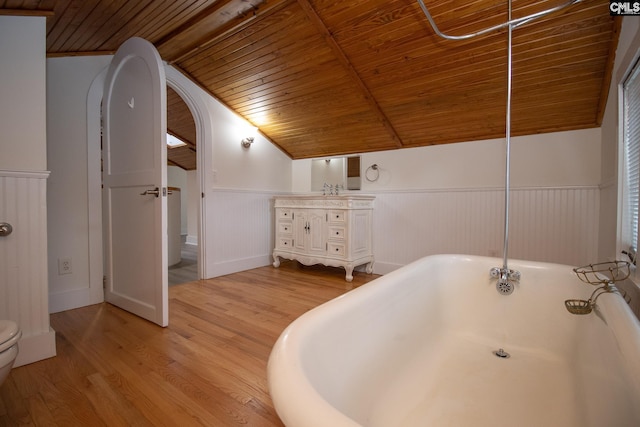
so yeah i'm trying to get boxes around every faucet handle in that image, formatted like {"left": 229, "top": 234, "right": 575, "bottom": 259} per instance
{"left": 489, "top": 267, "right": 501, "bottom": 278}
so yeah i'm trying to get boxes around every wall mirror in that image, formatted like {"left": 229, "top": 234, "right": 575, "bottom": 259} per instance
{"left": 311, "top": 156, "right": 361, "bottom": 191}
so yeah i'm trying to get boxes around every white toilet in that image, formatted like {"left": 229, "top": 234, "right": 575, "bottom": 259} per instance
{"left": 0, "top": 320, "right": 21, "bottom": 386}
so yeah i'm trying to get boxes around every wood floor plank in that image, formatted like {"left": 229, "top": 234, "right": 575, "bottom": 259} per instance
{"left": 0, "top": 261, "right": 380, "bottom": 426}
{"left": 26, "top": 393, "right": 56, "bottom": 427}
{"left": 84, "top": 373, "right": 152, "bottom": 427}
{"left": 0, "top": 376, "right": 32, "bottom": 426}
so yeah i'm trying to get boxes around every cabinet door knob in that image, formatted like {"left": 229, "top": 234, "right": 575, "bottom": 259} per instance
{"left": 0, "top": 222, "right": 12, "bottom": 237}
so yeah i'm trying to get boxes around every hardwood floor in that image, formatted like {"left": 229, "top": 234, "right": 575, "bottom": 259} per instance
{"left": 0, "top": 261, "right": 380, "bottom": 426}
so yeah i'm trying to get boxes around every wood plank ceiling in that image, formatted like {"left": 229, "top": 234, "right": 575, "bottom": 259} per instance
{"left": 2, "top": 0, "right": 620, "bottom": 162}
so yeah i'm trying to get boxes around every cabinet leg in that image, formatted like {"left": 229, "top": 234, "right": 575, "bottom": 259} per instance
{"left": 366, "top": 261, "right": 374, "bottom": 274}
{"left": 273, "top": 255, "right": 281, "bottom": 268}
{"left": 345, "top": 266, "right": 354, "bottom": 282}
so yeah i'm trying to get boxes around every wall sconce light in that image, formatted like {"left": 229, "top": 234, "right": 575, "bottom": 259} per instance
{"left": 241, "top": 136, "right": 254, "bottom": 148}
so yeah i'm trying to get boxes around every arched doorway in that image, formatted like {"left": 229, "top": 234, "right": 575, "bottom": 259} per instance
{"left": 85, "top": 64, "right": 212, "bottom": 307}
{"left": 166, "top": 86, "right": 198, "bottom": 285}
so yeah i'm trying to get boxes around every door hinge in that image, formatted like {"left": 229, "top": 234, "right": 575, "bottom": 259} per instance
{"left": 201, "top": 192, "right": 205, "bottom": 198}
{"left": 103, "top": 275, "right": 107, "bottom": 289}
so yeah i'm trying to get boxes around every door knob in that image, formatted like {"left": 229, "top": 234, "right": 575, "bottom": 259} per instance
{"left": 140, "top": 187, "right": 160, "bottom": 197}
{"left": 0, "top": 222, "right": 13, "bottom": 237}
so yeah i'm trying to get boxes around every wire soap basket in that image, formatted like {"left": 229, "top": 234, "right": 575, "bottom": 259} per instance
{"left": 573, "top": 260, "right": 631, "bottom": 286}
{"left": 565, "top": 261, "right": 630, "bottom": 315}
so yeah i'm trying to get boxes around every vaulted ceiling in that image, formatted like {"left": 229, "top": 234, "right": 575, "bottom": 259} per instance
{"left": 2, "top": 0, "right": 620, "bottom": 165}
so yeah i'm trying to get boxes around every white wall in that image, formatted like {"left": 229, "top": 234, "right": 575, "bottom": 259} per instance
{"left": 0, "top": 16, "right": 56, "bottom": 366}
{"left": 292, "top": 159, "right": 312, "bottom": 193}
{"left": 292, "top": 128, "right": 602, "bottom": 271}
{"left": 599, "top": 17, "right": 640, "bottom": 262}
{"left": 47, "top": 56, "right": 111, "bottom": 313}
{"left": 0, "top": 16, "right": 47, "bottom": 172}
{"left": 206, "top": 97, "right": 291, "bottom": 192}
{"left": 294, "top": 128, "right": 601, "bottom": 192}
{"left": 370, "top": 129, "right": 602, "bottom": 269}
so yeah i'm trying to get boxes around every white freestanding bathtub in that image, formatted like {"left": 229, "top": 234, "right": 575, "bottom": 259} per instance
{"left": 268, "top": 254, "right": 640, "bottom": 427}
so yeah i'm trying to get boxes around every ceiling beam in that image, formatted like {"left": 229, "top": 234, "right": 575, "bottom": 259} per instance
{"left": 157, "top": 0, "right": 240, "bottom": 60}
{"left": 296, "top": 0, "right": 404, "bottom": 149}
{"left": 47, "top": 50, "right": 115, "bottom": 58}
{"left": 0, "top": 8, "right": 54, "bottom": 17}
{"left": 157, "top": 0, "right": 288, "bottom": 64}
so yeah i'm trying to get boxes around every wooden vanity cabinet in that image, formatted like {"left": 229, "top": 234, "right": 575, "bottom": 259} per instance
{"left": 272, "top": 195, "right": 375, "bottom": 281}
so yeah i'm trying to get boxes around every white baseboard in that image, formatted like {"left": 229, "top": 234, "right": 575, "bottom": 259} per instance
{"left": 14, "top": 327, "right": 57, "bottom": 367}
{"left": 206, "top": 255, "right": 271, "bottom": 279}
{"left": 49, "top": 287, "right": 104, "bottom": 314}
{"left": 372, "top": 261, "right": 403, "bottom": 275}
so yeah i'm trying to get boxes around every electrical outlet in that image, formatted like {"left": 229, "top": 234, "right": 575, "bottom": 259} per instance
{"left": 58, "top": 257, "right": 72, "bottom": 275}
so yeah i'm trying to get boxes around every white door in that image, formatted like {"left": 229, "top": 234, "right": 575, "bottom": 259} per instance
{"left": 102, "top": 37, "right": 168, "bottom": 327}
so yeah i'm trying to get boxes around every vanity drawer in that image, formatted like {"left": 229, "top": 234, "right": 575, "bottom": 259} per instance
{"left": 329, "top": 211, "right": 345, "bottom": 223}
{"left": 278, "top": 222, "right": 293, "bottom": 235}
{"left": 278, "top": 209, "right": 293, "bottom": 220}
{"left": 328, "top": 243, "right": 346, "bottom": 257}
{"left": 328, "top": 226, "right": 345, "bottom": 240}
{"left": 277, "top": 238, "right": 293, "bottom": 249}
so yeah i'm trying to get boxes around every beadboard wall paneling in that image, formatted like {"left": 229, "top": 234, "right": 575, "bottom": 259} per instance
{"left": 203, "top": 187, "right": 598, "bottom": 280}
{"left": 372, "top": 186, "right": 600, "bottom": 273}
{"left": 0, "top": 171, "right": 56, "bottom": 366}
{"left": 508, "top": 187, "right": 600, "bottom": 266}
{"left": 205, "top": 190, "right": 276, "bottom": 278}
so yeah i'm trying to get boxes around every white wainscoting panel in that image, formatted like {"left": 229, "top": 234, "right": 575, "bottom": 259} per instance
{"left": 203, "top": 187, "right": 599, "bottom": 279}
{"left": 0, "top": 170, "right": 56, "bottom": 366}
{"left": 372, "top": 187, "right": 599, "bottom": 273}
{"left": 205, "top": 190, "right": 275, "bottom": 278}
